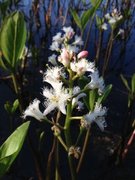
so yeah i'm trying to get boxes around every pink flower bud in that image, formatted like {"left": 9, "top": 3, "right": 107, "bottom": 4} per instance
{"left": 77, "top": 51, "right": 88, "bottom": 59}
{"left": 58, "top": 48, "right": 70, "bottom": 67}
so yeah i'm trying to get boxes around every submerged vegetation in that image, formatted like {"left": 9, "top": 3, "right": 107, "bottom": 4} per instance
{"left": 0, "top": 0, "right": 135, "bottom": 179}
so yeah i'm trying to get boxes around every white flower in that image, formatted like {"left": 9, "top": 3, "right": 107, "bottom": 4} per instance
{"left": 72, "top": 86, "right": 86, "bottom": 108}
{"left": 67, "top": 45, "right": 79, "bottom": 53}
{"left": 109, "top": 18, "right": 116, "bottom": 25}
{"left": 63, "top": 26, "right": 75, "bottom": 39}
{"left": 52, "top": 32, "right": 63, "bottom": 43}
{"left": 50, "top": 41, "right": 60, "bottom": 51}
{"left": 101, "top": 23, "right": 108, "bottom": 30}
{"left": 87, "top": 70, "right": 105, "bottom": 94}
{"left": 43, "top": 83, "right": 71, "bottom": 115}
{"left": 43, "top": 66, "right": 63, "bottom": 88}
{"left": 118, "top": 28, "right": 124, "bottom": 35}
{"left": 48, "top": 54, "right": 58, "bottom": 66}
{"left": 73, "top": 35, "right": 83, "bottom": 46}
{"left": 22, "top": 99, "right": 44, "bottom": 121}
{"left": 84, "top": 103, "right": 107, "bottom": 131}
{"left": 105, "top": 9, "right": 123, "bottom": 26}
{"left": 94, "top": 103, "right": 107, "bottom": 117}
{"left": 70, "top": 59, "right": 95, "bottom": 76}
{"left": 105, "top": 13, "right": 111, "bottom": 20}
{"left": 77, "top": 101, "right": 84, "bottom": 111}
{"left": 118, "top": 28, "right": 125, "bottom": 39}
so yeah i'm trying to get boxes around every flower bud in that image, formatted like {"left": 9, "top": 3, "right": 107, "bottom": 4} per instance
{"left": 58, "top": 48, "right": 70, "bottom": 67}
{"left": 77, "top": 51, "right": 88, "bottom": 59}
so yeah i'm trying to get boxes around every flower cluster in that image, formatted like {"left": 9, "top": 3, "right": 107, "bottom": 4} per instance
{"left": 23, "top": 26, "right": 107, "bottom": 132}
{"left": 105, "top": 8, "right": 123, "bottom": 27}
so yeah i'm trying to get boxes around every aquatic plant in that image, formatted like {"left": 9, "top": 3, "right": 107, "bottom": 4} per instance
{"left": 23, "top": 26, "right": 111, "bottom": 179}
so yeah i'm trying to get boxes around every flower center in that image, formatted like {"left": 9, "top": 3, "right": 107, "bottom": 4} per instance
{"left": 51, "top": 95, "right": 59, "bottom": 103}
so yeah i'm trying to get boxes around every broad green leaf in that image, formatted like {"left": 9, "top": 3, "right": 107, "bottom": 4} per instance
{"left": 131, "top": 74, "right": 135, "bottom": 93}
{"left": 81, "top": 8, "right": 95, "bottom": 30}
{"left": 70, "top": 8, "right": 82, "bottom": 29}
{"left": 120, "top": 74, "right": 131, "bottom": 91}
{"left": 98, "top": 84, "right": 112, "bottom": 104}
{"left": 89, "top": 89, "right": 97, "bottom": 111}
{"left": 0, "top": 121, "right": 30, "bottom": 177}
{"left": 0, "top": 11, "right": 27, "bottom": 71}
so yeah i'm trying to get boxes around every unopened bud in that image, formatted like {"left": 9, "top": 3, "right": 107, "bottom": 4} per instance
{"left": 77, "top": 51, "right": 88, "bottom": 59}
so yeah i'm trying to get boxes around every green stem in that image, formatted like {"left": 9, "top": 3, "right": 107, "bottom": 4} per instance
{"left": 102, "top": 30, "right": 114, "bottom": 76}
{"left": 95, "top": 29, "right": 103, "bottom": 65}
{"left": 57, "top": 136, "right": 68, "bottom": 151}
{"left": 11, "top": 73, "right": 23, "bottom": 112}
{"left": 11, "top": 73, "right": 18, "bottom": 94}
{"left": 46, "top": 137, "right": 56, "bottom": 180}
{"left": 64, "top": 102, "right": 76, "bottom": 180}
{"left": 70, "top": 116, "right": 82, "bottom": 120}
{"left": 77, "top": 128, "right": 90, "bottom": 173}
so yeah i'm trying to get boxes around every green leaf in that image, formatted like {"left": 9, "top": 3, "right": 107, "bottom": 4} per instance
{"left": 98, "top": 84, "right": 112, "bottom": 104}
{"left": 120, "top": 74, "right": 131, "bottom": 91}
{"left": 90, "top": 0, "right": 102, "bottom": 7}
{"left": 0, "top": 121, "right": 30, "bottom": 177}
{"left": 0, "top": 11, "right": 27, "bottom": 71}
{"left": 81, "top": 0, "right": 103, "bottom": 30}
{"left": 70, "top": 8, "right": 82, "bottom": 29}
{"left": 89, "top": 89, "right": 97, "bottom": 111}
{"left": 131, "top": 74, "right": 135, "bottom": 93}
{"left": 81, "top": 7, "right": 95, "bottom": 30}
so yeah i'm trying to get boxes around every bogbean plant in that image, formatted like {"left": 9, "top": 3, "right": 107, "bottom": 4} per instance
{"left": 23, "top": 26, "right": 112, "bottom": 179}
